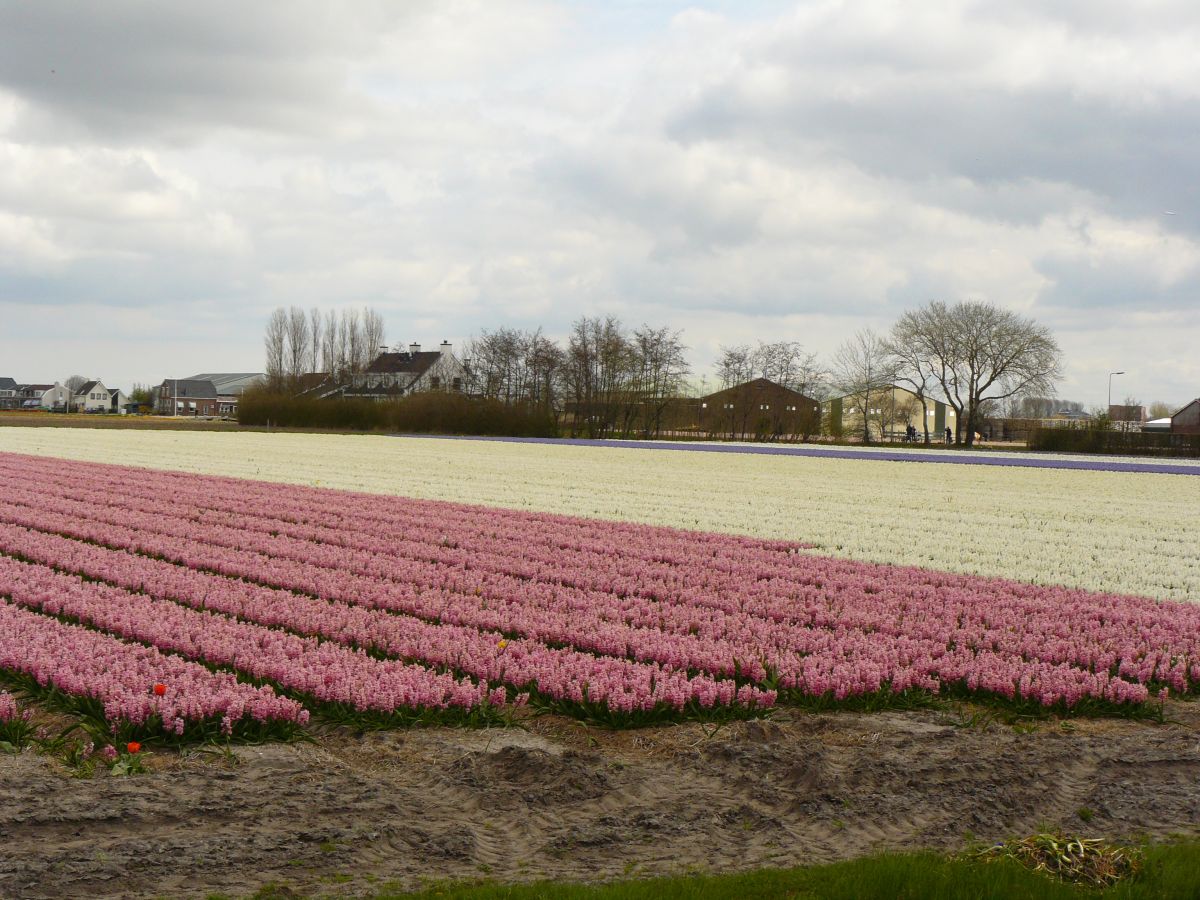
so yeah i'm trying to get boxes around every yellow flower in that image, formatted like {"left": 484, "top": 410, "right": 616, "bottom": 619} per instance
{"left": 497, "top": 640, "right": 508, "bottom": 650}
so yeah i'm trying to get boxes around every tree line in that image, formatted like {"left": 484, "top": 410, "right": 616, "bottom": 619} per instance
{"left": 264, "top": 306, "right": 386, "bottom": 390}
{"left": 259, "top": 300, "right": 1078, "bottom": 445}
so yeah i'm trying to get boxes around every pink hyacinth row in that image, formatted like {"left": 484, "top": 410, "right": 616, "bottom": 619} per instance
{"left": 0, "top": 521, "right": 765, "bottom": 712}
{"left": 0, "top": 451, "right": 1195, "bottom": 713}
{"left": 0, "top": 468, "right": 1194, "bottom": 707}
{"left": 0, "top": 598, "right": 306, "bottom": 734}
{"left": 0, "top": 552, "right": 494, "bottom": 717}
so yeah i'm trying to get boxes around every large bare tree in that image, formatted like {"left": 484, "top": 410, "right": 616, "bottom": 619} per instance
{"left": 893, "top": 300, "right": 1062, "bottom": 445}
{"left": 833, "top": 328, "right": 896, "bottom": 443}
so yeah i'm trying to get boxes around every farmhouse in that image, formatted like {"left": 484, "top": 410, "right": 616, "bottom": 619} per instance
{"left": 343, "top": 342, "right": 468, "bottom": 400}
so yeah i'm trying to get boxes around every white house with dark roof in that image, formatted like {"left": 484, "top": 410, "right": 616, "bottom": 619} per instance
{"left": 344, "top": 341, "right": 468, "bottom": 399}
{"left": 73, "top": 380, "right": 114, "bottom": 412}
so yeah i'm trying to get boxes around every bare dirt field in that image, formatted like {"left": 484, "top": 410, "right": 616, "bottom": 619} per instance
{"left": 3, "top": 704, "right": 1199, "bottom": 899}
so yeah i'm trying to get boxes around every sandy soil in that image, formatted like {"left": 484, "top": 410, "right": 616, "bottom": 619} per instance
{"left": 2, "top": 704, "right": 1199, "bottom": 899}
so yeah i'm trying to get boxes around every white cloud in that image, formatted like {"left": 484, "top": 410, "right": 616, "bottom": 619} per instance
{"left": 0, "top": 1, "right": 1196, "bottom": 405}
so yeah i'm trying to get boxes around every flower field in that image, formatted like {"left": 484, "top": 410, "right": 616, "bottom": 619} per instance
{"left": 1, "top": 428, "right": 1197, "bottom": 600}
{"left": 1, "top": 443, "right": 1198, "bottom": 740}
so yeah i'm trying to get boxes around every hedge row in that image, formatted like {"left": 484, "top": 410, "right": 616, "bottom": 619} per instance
{"left": 237, "top": 390, "right": 558, "bottom": 437}
{"left": 1029, "top": 426, "right": 1200, "bottom": 457}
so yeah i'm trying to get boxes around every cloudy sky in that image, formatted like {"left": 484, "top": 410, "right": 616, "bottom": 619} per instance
{"left": 1, "top": 1, "right": 1197, "bottom": 407}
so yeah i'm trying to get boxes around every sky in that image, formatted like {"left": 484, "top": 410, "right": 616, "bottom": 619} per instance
{"left": 0, "top": 1, "right": 1197, "bottom": 408}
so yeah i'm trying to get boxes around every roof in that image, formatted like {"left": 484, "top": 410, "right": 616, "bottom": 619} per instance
{"left": 76, "top": 380, "right": 100, "bottom": 395}
{"left": 108, "top": 388, "right": 124, "bottom": 398}
{"left": 701, "top": 378, "right": 820, "bottom": 403}
{"left": 365, "top": 351, "right": 442, "bottom": 376}
{"left": 161, "top": 378, "right": 219, "bottom": 398}
{"left": 0, "top": 377, "right": 18, "bottom": 391}
{"left": 185, "top": 373, "right": 266, "bottom": 395}
{"left": 23, "top": 384, "right": 54, "bottom": 392}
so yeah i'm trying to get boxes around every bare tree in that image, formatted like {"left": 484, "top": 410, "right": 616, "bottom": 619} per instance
{"left": 342, "top": 308, "right": 364, "bottom": 376}
{"left": 264, "top": 308, "right": 288, "bottom": 388}
{"left": 362, "top": 308, "right": 386, "bottom": 369}
{"left": 465, "top": 327, "right": 564, "bottom": 411}
{"left": 887, "top": 321, "right": 941, "bottom": 444}
{"left": 284, "top": 306, "right": 310, "bottom": 388}
{"left": 716, "top": 345, "right": 755, "bottom": 391}
{"left": 628, "top": 325, "right": 689, "bottom": 437}
{"left": 561, "top": 316, "right": 634, "bottom": 438}
{"left": 833, "top": 328, "right": 896, "bottom": 443}
{"left": 321, "top": 309, "right": 340, "bottom": 378}
{"left": 264, "top": 305, "right": 386, "bottom": 390}
{"left": 753, "top": 341, "right": 823, "bottom": 397}
{"left": 308, "top": 307, "right": 323, "bottom": 376}
{"left": 895, "top": 300, "right": 1062, "bottom": 445}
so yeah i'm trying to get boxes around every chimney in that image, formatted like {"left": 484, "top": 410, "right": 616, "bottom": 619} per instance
{"left": 440, "top": 340, "right": 452, "bottom": 356}
{"left": 409, "top": 342, "right": 420, "bottom": 355}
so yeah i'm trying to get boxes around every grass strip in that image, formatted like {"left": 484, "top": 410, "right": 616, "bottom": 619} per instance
{"left": 230, "top": 840, "right": 1200, "bottom": 899}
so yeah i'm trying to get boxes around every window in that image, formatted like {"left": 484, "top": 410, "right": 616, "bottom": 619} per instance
{"left": 760, "top": 404, "right": 769, "bottom": 410}
{"left": 452, "top": 377, "right": 462, "bottom": 391}
{"left": 724, "top": 403, "right": 734, "bottom": 410}
{"left": 700, "top": 402, "right": 707, "bottom": 409}
{"left": 431, "top": 376, "right": 441, "bottom": 389}
{"left": 785, "top": 405, "right": 796, "bottom": 411}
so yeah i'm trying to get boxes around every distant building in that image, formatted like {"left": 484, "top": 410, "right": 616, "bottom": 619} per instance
{"left": 825, "top": 385, "right": 956, "bottom": 441}
{"left": 343, "top": 342, "right": 468, "bottom": 400}
{"left": 0, "top": 377, "right": 18, "bottom": 410}
{"left": 107, "top": 388, "right": 129, "bottom": 414}
{"left": 1171, "top": 399, "right": 1200, "bottom": 435}
{"left": 695, "top": 378, "right": 822, "bottom": 440}
{"left": 73, "top": 380, "right": 114, "bottom": 413}
{"left": 154, "top": 375, "right": 256, "bottom": 416}
{"left": 185, "top": 373, "right": 265, "bottom": 396}
{"left": 19, "top": 383, "right": 67, "bottom": 410}
{"left": 155, "top": 379, "right": 222, "bottom": 416}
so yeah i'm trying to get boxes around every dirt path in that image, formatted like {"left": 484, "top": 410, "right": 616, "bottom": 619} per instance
{"left": 3, "top": 704, "right": 1199, "bottom": 898}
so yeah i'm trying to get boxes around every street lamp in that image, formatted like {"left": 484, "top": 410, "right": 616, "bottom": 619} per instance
{"left": 1108, "top": 371, "right": 1125, "bottom": 412}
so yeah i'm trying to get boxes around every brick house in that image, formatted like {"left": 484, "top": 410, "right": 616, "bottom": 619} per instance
{"left": 1171, "top": 399, "right": 1200, "bottom": 435}
{"left": 155, "top": 379, "right": 221, "bottom": 416}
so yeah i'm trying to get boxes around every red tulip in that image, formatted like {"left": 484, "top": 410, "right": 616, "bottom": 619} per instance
{"left": 152, "top": 683, "right": 166, "bottom": 696}
{"left": 126, "top": 741, "right": 141, "bottom": 754}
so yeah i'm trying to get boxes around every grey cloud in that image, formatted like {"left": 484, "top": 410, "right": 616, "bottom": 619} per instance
{"left": 669, "top": 81, "right": 1200, "bottom": 233}
{"left": 0, "top": 1, "right": 396, "bottom": 142}
{"left": 1033, "top": 253, "right": 1200, "bottom": 313}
